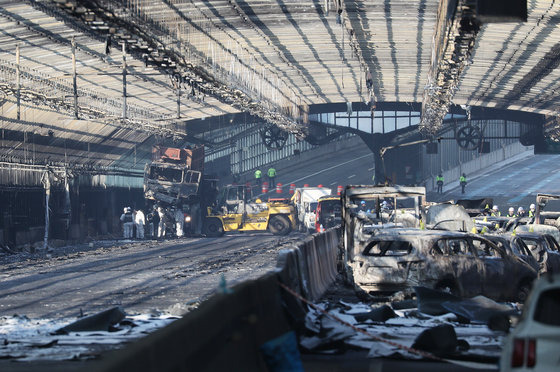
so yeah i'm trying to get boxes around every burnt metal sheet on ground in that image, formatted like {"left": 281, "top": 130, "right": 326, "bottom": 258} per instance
{"left": 299, "top": 298, "right": 506, "bottom": 368}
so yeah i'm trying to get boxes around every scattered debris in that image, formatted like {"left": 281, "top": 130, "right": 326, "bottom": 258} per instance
{"left": 411, "top": 324, "right": 460, "bottom": 356}
{"left": 0, "top": 313, "right": 177, "bottom": 361}
{"left": 54, "top": 307, "right": 126, "bottom": 334}
{"left": 298, "top": 296, "right": 504, "bottom": 364}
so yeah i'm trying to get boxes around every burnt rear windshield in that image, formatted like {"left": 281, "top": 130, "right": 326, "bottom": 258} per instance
{"left": 534, "top": 288, "right": 560, "bottom": 326}
{"left": 364, "top": 240, "right": 413, "bottom": 256}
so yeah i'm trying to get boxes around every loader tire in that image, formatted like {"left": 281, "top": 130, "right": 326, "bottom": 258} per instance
{"left": 268, "top": 215, "right": 291, "bottom": 236}
{"left": 203, "top": 218, "right": 224, "bottom": 237}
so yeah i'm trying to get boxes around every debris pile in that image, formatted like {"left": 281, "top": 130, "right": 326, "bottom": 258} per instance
{"left": 299, "top": 287, "right": 517, "bottom": 365}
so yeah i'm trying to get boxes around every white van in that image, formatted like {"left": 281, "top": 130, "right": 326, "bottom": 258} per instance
{"left": 291, "top": 187, "right": 332, "bottom": 232}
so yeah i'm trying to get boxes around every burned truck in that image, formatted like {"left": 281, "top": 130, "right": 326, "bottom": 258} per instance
{"left": 341, "top": 185, "right": 427, "bottom": 262}
{"left": 144, "top": 145, "right": 218, "bottom": 235}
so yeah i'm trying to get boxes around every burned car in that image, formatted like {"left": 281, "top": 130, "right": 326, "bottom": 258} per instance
{"left": 515, "top": 232, "right": 560, "bottom": 274}
{"left": 473, "top": 216, "right": 525, "bottom": 233}
{"left": 485, "top": 234, "right": 540, "bottom": 273}
{"left": 345, "top": 229, "right": 537, "bottom": 302}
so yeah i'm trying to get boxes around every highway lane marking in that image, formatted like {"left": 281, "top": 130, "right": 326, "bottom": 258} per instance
{"left": 286, "top": 153, "right": 372, "bottom": 185}
{"left": 330, "top": 182, "right": 337, "bottom": 185}
{"left": 348, "top": 174, "right": 356, "bottom": 178}
{"left": 368, "top": 167, "right": 374, "bottom": 171}
{"left": 508, "top": 165, "right": 560, "bottom": 203}
{"left": 467, "top": 156, "right": 555, "bottom": 196}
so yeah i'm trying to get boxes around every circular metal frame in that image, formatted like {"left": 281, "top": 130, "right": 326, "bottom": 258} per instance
{"left": 456, "top": 125, "right": 482, "bottom": 150}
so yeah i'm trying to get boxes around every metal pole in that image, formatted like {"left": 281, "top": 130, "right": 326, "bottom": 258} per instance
{"left": 177, "top": 86, "right": 181, "bottom": 119}
{"left": 42, "top": 171, "right": 50, "bottom": 252}
{"left": 72, "top": 37, "right": 78, "bottom": 119}
{"left": 122, "top": 42, "right": 127, "bottom": 119}
{"left": 16, "top": 45, "right": 20, "bottom": 121}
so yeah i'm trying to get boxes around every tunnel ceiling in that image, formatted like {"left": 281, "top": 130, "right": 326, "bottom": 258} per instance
{"left": 0, "top": 0, "right": 558, "bottom": 172}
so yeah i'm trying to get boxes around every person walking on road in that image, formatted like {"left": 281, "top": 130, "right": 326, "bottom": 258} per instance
{"left": 459, "top": 173, "right": 467, "bottom": 194}
{"left": 254, "top": 169, "right": 262, "bottom": 187}
{"left": 267, "top": 166, "right": 277, "bottom": 188}
{"left": 436, "top": 174, "right": 444, "bottom": 193}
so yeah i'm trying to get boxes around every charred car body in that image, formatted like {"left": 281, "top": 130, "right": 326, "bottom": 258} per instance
{"left": 515, "top": 232, "right": 560, "bottom": 274}
{"left": 346, "top": 229, "right": 536, "bottom": 302}
{"left": 340, "top": 185, "right": 537, "bottom": 302}
{"left": 485, "top": 234, "right": 540, "bottom": 274}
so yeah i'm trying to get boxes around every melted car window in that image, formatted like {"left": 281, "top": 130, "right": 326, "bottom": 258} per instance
{"left": 521, "top": 238, "right": 540, "bottom": 253}
{"left": 534, "top": 288, "right": 560, "bottom": 326}
{"left": 546, "top": 235, "right": 560, "bottom": 251}
{"left": 472, "top": 239, "right": 501, "bottom": 258}
{"left": 364, "top": 240, "right": 413, "bottom": 256}
{"left": 439, "top": 239, "right": 470, "bottom": 256}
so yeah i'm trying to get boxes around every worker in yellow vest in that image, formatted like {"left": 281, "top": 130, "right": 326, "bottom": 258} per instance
{"left": 460, "top": 173, "right": 467, "bottom": 194}
{"left": 267, "top": 167, "right": 277, "bottom": 187}
{"left": 436, "top": 174, "right": 444, "bottom": 193}
{"left": 254, "top": 169, "right": 262, "bottom": 187}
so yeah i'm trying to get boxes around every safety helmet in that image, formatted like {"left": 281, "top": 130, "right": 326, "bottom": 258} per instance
{"left": 126, "top": 207, "right": 132, "bottom": 213}
{"left": 123, "top": 207, "right": 127, "bottom": 213}
{"left": 508, "top": 207, "right": 515, "bottom": 213}
{"left": 530, "top": 203, "right": 536, "bottom": 210}
{"left": 492, "top": 205, "right": 499, "bottom": 211}
{"left": 518, "top": 206, "right": 524, "bottom": 212}
{"left": 255, "top": 198, "right": 262, "bottom": 203}
{"left": 360, "top": 200, "right": 366, "bottom": 205}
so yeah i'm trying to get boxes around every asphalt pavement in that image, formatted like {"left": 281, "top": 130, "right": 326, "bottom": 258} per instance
{"left": 429, "top": 153, "right": 560, "bottom": 212}
{"left": 0, "top": 233, "right": 305, "bottom": 318}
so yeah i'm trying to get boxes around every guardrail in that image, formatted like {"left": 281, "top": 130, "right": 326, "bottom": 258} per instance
{"left": 92, "top": 228, "right": 341, "bottom": 371}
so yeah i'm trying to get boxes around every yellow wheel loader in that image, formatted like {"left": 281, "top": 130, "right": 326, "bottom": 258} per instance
{"left": 203, "top": 185, "right": 296, "bottom": 237}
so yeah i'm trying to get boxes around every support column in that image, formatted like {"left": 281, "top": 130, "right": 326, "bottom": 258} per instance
{"left": 357, "top": 133, "right": 386, "bottom": 185}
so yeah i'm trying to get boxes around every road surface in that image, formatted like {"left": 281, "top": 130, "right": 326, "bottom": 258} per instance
{"left": 0, "top": 233, "right": 304, "bottom": 318}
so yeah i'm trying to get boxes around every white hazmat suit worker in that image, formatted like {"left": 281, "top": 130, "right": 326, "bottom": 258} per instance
{"left": 175, "top": 208, "right": 184, "bottom": 237}
{"left": 157, "top": 207, "right": 166, "bottom": 238}
{"left": 134, "top": 209, "right": 145, "bottom": 239}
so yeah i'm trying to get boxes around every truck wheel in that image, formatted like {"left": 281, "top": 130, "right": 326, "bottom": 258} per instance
{"left": 203, "top": 218, "right": 224, "bottom": 237}
{"left": 268, "top": 215, "right": 291, "bottom": 236}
